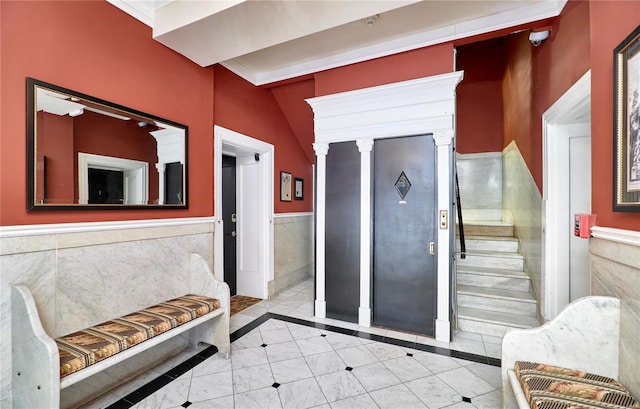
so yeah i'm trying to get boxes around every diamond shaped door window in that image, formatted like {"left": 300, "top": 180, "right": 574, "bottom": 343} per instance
{"left": 394, "top": 171, "right": 411, "bottom": 200}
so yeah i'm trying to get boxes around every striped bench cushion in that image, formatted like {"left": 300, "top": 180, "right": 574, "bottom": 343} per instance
{"left": 57, "top": 295, "right": 220, "bottom": 378}
{"left": 515, "top": 361, "right": 640, "bottom": 409}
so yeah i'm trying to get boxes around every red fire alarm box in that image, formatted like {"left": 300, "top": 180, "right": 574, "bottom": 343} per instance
{"left": 574, "top": 213, "right": 596, "bottom": 238}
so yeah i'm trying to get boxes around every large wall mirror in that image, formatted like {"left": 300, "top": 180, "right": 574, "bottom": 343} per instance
{"left": 27, "top": 78, "right": 188, "bottom": 210}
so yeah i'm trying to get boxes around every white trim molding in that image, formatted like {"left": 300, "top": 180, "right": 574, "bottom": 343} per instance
{"left": 591, "top": 226, "right": 640, "bottom": 247}
{"left": 307, "top": 72, "right": 463, "bottom": 341}
{"left": 273, "top": 212, "right": 314, "bottom": 219}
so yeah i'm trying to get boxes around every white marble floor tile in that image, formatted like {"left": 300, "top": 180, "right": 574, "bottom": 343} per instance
{"left": 270, "top": 357, "right": 314, "bottom": 384}
{"left": 288, "top": 324, "right": 322, "bottom": 340}
{"left": 277, "top": 378, "right": 328, "bottom": 409}
{"left": 241, "top": 303, "right": 269, "bottom": 317}
{"left": 465, "top": 362, "right": 502, "bottom": 390}
{"left": 234, "top": 386, "right": 282, "bottom": 409}
{"left": 384, "top": 330, "right": 418, "bottom": 343}
{"left": 329, "top": 393, "right": 379, "bottom": 409}
{"left": 365, "top": 341, "right": 407, "bottom": 361}
{"left": 449, "top": 337, "right": 486, "bottom": 357}
{"left": 369, "top": 384, "right": 427, "bottom": 409}
{"left": 412, "top": 351, "right": 461, "bottom": 374}
{"left": 336, "top": 345, "right": 379, "bottom": 368}
{"left": 436, "top": 367, "right": 495, "bottom": 397}
{"left": 382, "top": 356, "right": 433, "bottom": 382}
{"left": 469, "top": 390, "right": 503, "bottom": 409}
{"left": 316, "top": 370, "right": 367, "bottom": 402}
{"left": 231, "top": 330, "right": 264, "bottom": 351}
{"left": 323, "top": 331, "right": 363, "bottom": 350}
{"left": 189, "top": 371, "right": 234, "bottom": 402}
{"left": 134, "top": 377, "right": 191, "bottom": 409}
{"left": 187, "top": 395, "right": 235, "bottom": 409}
{"left": 312, "top": 405, "right": 332, "bottom": 409}
{"left": 352, "top": 362, "right": 402, "bottom": 392}
{"left": 232, "top": 363, "right": 274, "bottom": 393}
{"left": 192, "top": 354, "right": 232, "bottom": 376}
{"left": 484, "top": 342, "right": 502, "bottom": 359}
{"left": 405, "top": 375, "right": 462, "bottom": 408}
{"left": 443, "top": 402, "right": 475, "bottom": 408}
{"left": 296, "top": 336, "right": 334, "bottom": 356}
{"left": 304, "top": 350, "right": 347, "bottom": 376}
{"left": 259, "top": 319, "right": 290, "bottom": 331}
{"left": 231, "top": 346, "right": 269, "bottom": 369}
{"left": 261, "top": 327, "right": 295, "bottom": 344}
{"left": 266, "top": 340, "right": 303, "bottom": 363}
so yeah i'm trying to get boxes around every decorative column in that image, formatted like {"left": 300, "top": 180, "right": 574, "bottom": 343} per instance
{"left": 432, "top": 130, "right": 454, "bottom": 342}
{"left": 155, "top": 163, "right": 166, "bottom": 204}
{"left": 356, "top": 138, "right": 374, "bottom": 327}
{"left": 313, "top": 142, "right": 329, "bottom": 318}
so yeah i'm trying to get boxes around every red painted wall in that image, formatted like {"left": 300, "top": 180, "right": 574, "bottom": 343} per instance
{"left": 0, "top": 1, "right": 214, "bottom": 225}
{"left": 213, "top": 66, "right": 313, "bottom": 213}
{"left": 502, "top": 0, "right": 591, "bottom": 191}
{"left": 589, "top": 0, "right": 640, "bottom": 230}
{"left": 314, "top": 44, "right": 455, "bottom": 96}
{"left": 456, "top": 38, "right": 505, "bottom": 153}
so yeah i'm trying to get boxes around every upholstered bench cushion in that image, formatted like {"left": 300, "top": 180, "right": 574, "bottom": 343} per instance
{"left": 515, "top": 361, "right": 640, "bottom": 409}
{"left": 57, "top": 295, "right": 220, "bottom": 378}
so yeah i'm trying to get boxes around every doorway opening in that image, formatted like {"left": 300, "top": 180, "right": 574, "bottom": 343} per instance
{"left": 214, "top": 126, "right": 274, "bottom": 300}
{"left": 542, "top": 71, "right": 591, "bottom": 320}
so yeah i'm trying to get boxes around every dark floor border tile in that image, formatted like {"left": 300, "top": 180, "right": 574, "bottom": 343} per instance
{"left": 106, "top": 311, "right": 501, "bottom": 408}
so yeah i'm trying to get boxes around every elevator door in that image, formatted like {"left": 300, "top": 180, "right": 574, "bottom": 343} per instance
{"left": 373, "top": 135, "right": 437, "bottom": 336}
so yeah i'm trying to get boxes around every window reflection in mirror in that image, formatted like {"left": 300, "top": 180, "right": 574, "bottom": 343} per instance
{"left": 27, "top": 78, "right": 188, "bottom": 210}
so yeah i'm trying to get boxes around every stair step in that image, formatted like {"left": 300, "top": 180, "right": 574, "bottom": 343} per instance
{"left": 456, "top": 235, "right": 519, "bottom": 253}
{"left": 457, "top": 266, "right": 531, "bottom": 291}
{"left": 457, "top": 284, "right": 537, "bottom": 316}
{"left": 456, "top": 250, "right": 524, "bottom": 271}
{"left": 457, "top": 306, "right": 541, "bottom": 337}
{"left": 460, "top": 220, "right": 514, "bottom": 237}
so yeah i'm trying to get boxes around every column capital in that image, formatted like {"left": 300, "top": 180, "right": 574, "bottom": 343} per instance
{"left": 313, "top": 142, "right": 330, "bottom": 156}
{"left": 356, "top": 138, "right": 374, "bottom": 153}
{"left": 432, "top": 130, "right": 454, "bottom": 146}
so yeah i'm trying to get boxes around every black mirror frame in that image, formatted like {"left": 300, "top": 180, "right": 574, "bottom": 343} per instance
{"left": 26, "top": 77, "right": 189, "bottom": 211}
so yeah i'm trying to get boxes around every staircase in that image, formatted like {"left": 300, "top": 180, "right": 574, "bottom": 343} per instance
{"left": 455, "top": 220, "right": 540, "bottom": 337}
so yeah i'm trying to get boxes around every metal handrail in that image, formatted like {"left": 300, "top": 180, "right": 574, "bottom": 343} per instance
{"left": 455, "top": 171, "right": 466, "bottom": 259}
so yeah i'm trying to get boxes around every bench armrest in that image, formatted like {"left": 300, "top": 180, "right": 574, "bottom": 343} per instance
{"left": 501, "top": 296, "right": 620, "bottom": 409}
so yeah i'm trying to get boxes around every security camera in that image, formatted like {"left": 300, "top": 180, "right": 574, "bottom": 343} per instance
{"left": 529, "top": 30, "right": 550, "bottom": 46}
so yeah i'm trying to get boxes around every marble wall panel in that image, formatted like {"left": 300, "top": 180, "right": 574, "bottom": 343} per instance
{"left": 273, "top": 214, "right": 313, "bottom": 298}
{"left": 503, "top": 142, "right": 542, "bottom": 307}
{"left": 456, "top": 152, "right": 502, "bottom": 214}
{"left": 0, "top": 220, "right": 214, "bottom": 409}
{"left": 590, "top": 236, "right": 640, "bottom": 400}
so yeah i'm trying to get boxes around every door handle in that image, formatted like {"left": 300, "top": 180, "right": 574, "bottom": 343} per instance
{"left": 231, "top": 213, "right": 237, "bottom": 223}
{"left": 231, "top": 231, "right": 237, "bottom": 237}
{"left": 429, "top": 242, "right": 435, "bottom": 255}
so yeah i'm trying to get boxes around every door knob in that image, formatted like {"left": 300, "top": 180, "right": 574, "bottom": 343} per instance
{"left": 231, "top": 231, "right": 237, "bottom": 237}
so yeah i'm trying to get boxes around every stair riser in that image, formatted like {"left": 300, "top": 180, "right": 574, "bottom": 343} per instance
{"left": 457, "top": 254, "right": 524, "bottom": 271}
{"left": 457, "top": 317, "right": 521, "bottom": 338}
{"left": 457, "top": 273, "right": 530, "bottom": 292}
{"left": 457, "top": 293, "right": 537, "bottom": 316}
{"left": 463, "top": 225, "right": 514, "bottom": 237}
{"left": 456, "top": 239, "right": 519, "bottom": 253}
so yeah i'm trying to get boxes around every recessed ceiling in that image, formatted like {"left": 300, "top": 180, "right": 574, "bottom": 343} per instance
{"left": 108, "top": 0, "right": 567, "bottom": 86}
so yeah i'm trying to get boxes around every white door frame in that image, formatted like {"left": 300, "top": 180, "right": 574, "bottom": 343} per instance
{"left": 214, "top": 125, "right": 274, "bottom": 299}
{"left": 78, "top": 152, "right": 148, "bottom": 204}
{"left": 542, "top": 70, "right": 591, "bottom": 320}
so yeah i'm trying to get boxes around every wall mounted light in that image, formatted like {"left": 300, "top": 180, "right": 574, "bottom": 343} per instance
{"left": 529, "top": 30, "right": 550, "bottom": 46}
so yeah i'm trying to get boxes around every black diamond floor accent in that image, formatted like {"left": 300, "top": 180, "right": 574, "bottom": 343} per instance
{"left": 181, "top": 401, "right": 192, "bottom": 408}
{"left": 462, "top": 397, "right": 472, "bottom": 403}
{"left": 345, "top": 366, "right": 353, "bottom": 371}
{"left": 272, "top": 383, "right": 281, "bottom": 388}
{"left": 320, "top": 334, "right": 326, "bottom": 337}
{"left": 406, "top": 353, "right": 413, "bottom": 357}
{"left": 261, "top": 343, "right": 268, "bottom": 347}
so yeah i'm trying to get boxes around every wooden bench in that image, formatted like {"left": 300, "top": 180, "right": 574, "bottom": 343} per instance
{"left": 501, "top": 296, "right": 639, "bottom": 408}
{"left": 11, "top": 253, "right": 230, "bottom": 409}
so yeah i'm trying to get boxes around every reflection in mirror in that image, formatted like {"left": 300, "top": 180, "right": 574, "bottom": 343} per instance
{"left": 27, "top": 78, "right": 188, "bottom": 210}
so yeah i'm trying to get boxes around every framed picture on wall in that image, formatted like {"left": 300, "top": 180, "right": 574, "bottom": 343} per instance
{"left": 294, "top": 177, "right": 304, "bottom": 200}
{"left": 614, "top": 24, "right": 640, "bottom": 212}
{"left": 280, "top": 171, "right": 292, "bottom": 201}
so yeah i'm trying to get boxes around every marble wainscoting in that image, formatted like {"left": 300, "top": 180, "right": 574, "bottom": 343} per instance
{"left": 0, "top": 217, "right": 216, "bottom": 409}
{"left": 271, "top": 213, "right": 314, "bottom": 299}
{"left": 502, "top": 141, "right": 542, "bottom": 312}
{"left": 456, "top": 152, "right": 503, "bottom": 221}
{"left": 590, "top": 227, "right": 640, "bottom": 401}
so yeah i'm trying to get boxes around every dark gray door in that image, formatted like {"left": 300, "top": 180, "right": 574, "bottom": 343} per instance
{"left": 325, "top": 141, "right": 360, "bottom": 323}
{"left": 373, "top": 135, "right": 437, "bottom": 336}
{"left": 88, "top": 168, "right": 123, "bottom": 204}
{"left": 164, "top": 162, "right": 183, "bottom": 204}
{"left": 222, "top": 155, "right": 237, "bottom": 296}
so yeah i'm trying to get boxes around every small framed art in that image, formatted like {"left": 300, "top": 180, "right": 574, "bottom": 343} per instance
{"left": 294, "top": 177, "right": 304, "bottom": 200}
{"left": 280, "top": 171, "right": 292, "bottom": 201}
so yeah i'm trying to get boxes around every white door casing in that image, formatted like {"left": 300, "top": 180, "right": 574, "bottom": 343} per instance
{"left": 78, "top": 152, "right": 148, "bottom": 204}
{"left": 542, "top": 70, "right": 591, "bottom": 320}
{"left": 214, "top": 126, "right": 274, "bottom": 299}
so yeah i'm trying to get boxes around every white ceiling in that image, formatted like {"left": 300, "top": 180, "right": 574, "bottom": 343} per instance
{"left": 108, "top": 0, "right": 566, "bottom": 86}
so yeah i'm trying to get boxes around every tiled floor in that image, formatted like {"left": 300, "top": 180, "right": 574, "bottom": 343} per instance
{"left": 103, "top": 279, "right": 503, "bottom": 409}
